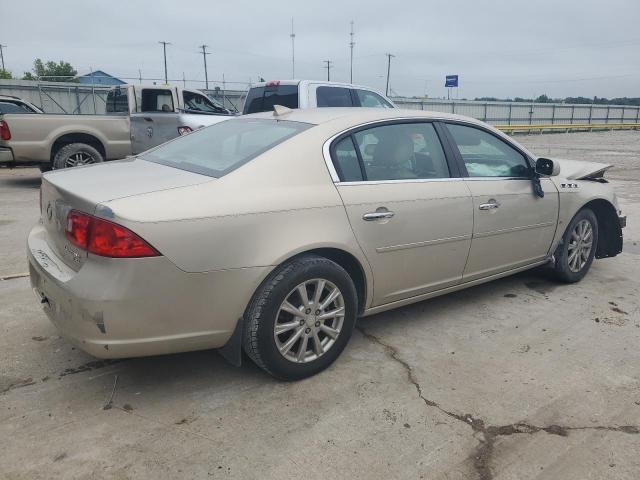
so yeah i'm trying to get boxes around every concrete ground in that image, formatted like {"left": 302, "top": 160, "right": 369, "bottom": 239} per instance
{"left": 1, "top": 130, "right": 639, "bottom": 480}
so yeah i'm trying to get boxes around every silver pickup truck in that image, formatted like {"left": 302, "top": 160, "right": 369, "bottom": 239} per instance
{"left": 0, "top": 84, "right": 233, "bottom": 169}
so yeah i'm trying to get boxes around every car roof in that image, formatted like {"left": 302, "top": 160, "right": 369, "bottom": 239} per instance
{"left": 244, "top": 107, "right": 485, "bottom": 127}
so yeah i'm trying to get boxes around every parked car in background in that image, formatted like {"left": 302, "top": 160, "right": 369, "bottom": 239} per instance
{"left": 242, "top": 80, "right": 395, "bottom": 114}
{"left": 0, "top": 85, "right": 233, "bottom": 170}
{"left": 28, "top": 108, "right": 625, "bottom": 380}
{"left": 0, "top": 95, "right": 44, "bottom": 114}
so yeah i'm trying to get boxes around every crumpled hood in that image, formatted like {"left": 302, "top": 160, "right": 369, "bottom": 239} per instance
{"left": 547, "top": 158, "right": 613, "bottom": 180}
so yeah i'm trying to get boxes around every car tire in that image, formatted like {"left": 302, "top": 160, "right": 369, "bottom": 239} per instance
{"left": 53, "top": 143, "right": 104, "bottom": 169}
{"left": 553, "top": 208, "right": 599, "bottom": 283}
{"left": 243, "top": 255, "right": 358, "bottom": 380}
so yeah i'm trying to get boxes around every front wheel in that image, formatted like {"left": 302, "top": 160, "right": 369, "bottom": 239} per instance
{"left": 243, "top": 255, "right": 358, "bottom": 380}
{"left": 553, "top": 208, "right": 598, "bottom": 283}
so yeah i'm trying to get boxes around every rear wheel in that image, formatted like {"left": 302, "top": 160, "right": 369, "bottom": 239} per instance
{"left": 243, "top": 255, "right": 357, "bottom": 380}
{"left": 553, "top": 208, "right": 598, "bottom": 283}
{"left": 53, "top": 143, "right": 103, "bottom": 169}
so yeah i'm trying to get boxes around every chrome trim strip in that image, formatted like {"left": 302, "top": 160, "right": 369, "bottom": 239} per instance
{"left": 376, "top": 234, "right": 472, "bottom": 253}
{"left": 473, "top": 221, "right": 556, "bottom": 239}
{"left": 337, "top": 178, "right": 464, "bottom": 186}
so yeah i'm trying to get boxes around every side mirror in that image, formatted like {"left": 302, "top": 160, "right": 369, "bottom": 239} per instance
{"left": 535, "top": 158, "right": 560, "bottom": 177}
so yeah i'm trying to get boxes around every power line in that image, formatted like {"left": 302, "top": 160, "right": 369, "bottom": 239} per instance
{"left": 158, "top": 41, "right": 171, "bottom": 84}
{"left": 385, "top": 53, "right": 395, "bottom": 96}
{"left": 199, "top": 44, "right": 211, "bottom": 89}
{"left": 349, "top": 21, "right": 355, "bottom": 83}
{"left": 323, "top": 60, "right": 333, "bottom": 81}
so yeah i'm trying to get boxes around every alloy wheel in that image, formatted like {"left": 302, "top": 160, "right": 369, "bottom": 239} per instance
{"left": 274, "top": 278, "right": 345, "bottom": 363}
{"left": 65, "top": 152, "right": 96, "bottom": 167}
{"left": 567, "top": 219, "right": 593, "bottom": 273}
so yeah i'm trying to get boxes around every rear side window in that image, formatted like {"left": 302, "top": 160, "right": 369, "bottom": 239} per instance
{"left": 316, "top": 87, "right": 354, "bottom": 107}
{"left": 355, "top": 89, "right": 393, "bottom": 108}
{"left": 183, "top": 91, "right": 228, "bottom": 114}
{"left": 0, "top": 101, "right": 34, "bottom": 114}
{"left": 243, "top": 85, "right": 299, "bottom": 114}
{"left": 141, "top": 89, "right": 174, "bottom": 113}
{"left": 331, "top": 123, "right": 450, "bottom": 182}
{"left": 141, "top": 118, "right": 312, "bottom": 178}
{"left": 106, "top": 88, "right": 129, "bottom": 113}
{"left": 332, "top": 137, "right": 363, "bottom": 181}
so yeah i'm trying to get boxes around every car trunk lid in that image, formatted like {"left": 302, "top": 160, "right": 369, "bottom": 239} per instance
{"left": 40, "top": 158, "right": 212, "bottom": 270}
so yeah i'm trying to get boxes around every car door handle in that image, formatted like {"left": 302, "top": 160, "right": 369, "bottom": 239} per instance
{"left": 363, "top": 211, "right": 395, "bottom": 221}
{"left": 479, "top": 200, "right": 500, "bottom": 211}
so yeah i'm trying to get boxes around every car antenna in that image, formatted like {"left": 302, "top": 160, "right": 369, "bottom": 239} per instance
{"left": 273, "top": 105, "right": 293, "bottom": 117}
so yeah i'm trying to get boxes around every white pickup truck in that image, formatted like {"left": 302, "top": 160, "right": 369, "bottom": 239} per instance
{"left": 242, "top": 80, "right": 395, "bottom": 114}
{"left": 0, "top": 84, "right": 234, "bottom": 170}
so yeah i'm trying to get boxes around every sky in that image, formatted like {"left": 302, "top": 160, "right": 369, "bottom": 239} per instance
{"left": 1, "top": 0, "right": 639, "bottom": 99}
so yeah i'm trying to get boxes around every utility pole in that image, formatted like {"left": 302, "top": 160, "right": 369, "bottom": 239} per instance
{"left": 199, "top": 44, "right": 210, "bottom": 89}
{"left": 349, "top": 21, "right": 355, "bottom": 83}
{"left": 385, "top": 53, "right": 395, "bottom": 96}
{"left": 0, "top": 44, "right": 6, "bottom": 71}
{"left": 323, "top": 60, "right": 333, "bottom": 81}
{"left": 290, "top": 18, "right": 296, "bottom": 78}
{"left": 158, "top": 41, "right": 171, "bottom": 84}
{"left": 138, "top": 69, "right": 142, "bottom": 84}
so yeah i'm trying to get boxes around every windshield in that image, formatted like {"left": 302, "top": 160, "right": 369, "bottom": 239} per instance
{"left": 183, "top": 91, "right": 229, "bottom": 114}
{"left": 141, "top": 118, "right": 312, "bottom": 178}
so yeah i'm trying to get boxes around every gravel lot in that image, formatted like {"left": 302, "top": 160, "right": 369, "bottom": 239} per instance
{"left": 1, "top": 130, "right": 639, "bottom": 480}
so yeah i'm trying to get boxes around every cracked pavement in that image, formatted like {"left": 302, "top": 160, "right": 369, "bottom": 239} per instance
{"left": 2, "top": 131, "right": 640, "bottom": 479}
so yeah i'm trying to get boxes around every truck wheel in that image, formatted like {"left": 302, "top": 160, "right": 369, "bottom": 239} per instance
{"left": 553, "top": 208, "right": 599, "bottom": 283}
{"left": 53, "top": 143, "right": 104, "bottom": 169}
{"left": 243, "top": 255, "right": 358, "bottom": 380}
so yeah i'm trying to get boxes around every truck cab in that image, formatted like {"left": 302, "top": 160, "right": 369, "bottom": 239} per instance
{"left": 106, "top": 85, "right": 234, "bottom": 154}
{"left": 242, "top": 80, "right": 395, "bottom": 114}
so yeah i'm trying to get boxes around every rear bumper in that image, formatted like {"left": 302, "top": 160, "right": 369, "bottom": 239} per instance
{"left": 27, "top": 223, "right": 269, "bottom": 358}
{"left": 0, "top": 147, "right": 14, "bottom": 163}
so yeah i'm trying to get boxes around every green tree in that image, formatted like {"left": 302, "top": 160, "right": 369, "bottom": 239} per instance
{"left": 22, "top": 58, "right": 78, "bottom": 82}
{"left": 0, "top": 69, "right": 12, "bottom": 79}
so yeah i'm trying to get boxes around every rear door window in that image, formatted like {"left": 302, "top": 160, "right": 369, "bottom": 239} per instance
{"left": 141, "top": 89, "right": 174, "bottom": 113}
{"left": 243, "top": 84, "right": 299, "bottom": 114}
{"left": 316, "top": 86, "right": 354, "bottom": 107}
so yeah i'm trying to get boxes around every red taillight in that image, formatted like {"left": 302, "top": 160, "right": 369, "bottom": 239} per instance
{"left": 65, "top": 210, "right": 159, "bottom": 258}
{"left": 0, "top": 120, "right": 11, "bottom": 141}
{"left": 265, "top": 80, "right": 281, "bottom": 87}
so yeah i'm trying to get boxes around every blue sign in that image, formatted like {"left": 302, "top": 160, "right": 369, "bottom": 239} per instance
{"left": 445, "top": 75, "right": 459, "bottom": 88}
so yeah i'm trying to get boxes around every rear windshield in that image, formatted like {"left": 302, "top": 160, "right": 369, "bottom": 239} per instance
{"left": 243, "top": 84, "right": 298, "bottom": 114}
{"left": 141, "top": 118, "right": 312, "bottom": 178}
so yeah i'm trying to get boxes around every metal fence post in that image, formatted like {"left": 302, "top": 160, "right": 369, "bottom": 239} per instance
{"left": 529, "top": 103, "right": 534, "bottom": 124}
{"left": 452, "top": 101, "right": 455, "bottom": 114}
{"left": 636, "top": 106, "right": 639, "bottom": 124}
{"left": 37, "top": 83, "right": 44, "bottom": 110}
{"left": 570, "top": 105, "right": 575, "bottom": 124}
{"left": 621, "top": 106, "right": 625, "bottom": 124}
{"left": 606, "top": 105, "right": 610, "bottom": 124}
{"left": 551, "top": 104, "right": 556, "bottom": 124}
{"left": 508, "top": 104, "right": 512, "bottom": 125}
{"left": 483, "top": 103, "right": 488, "bottom": 122}
{"left": 588, "top": 105, "right": 593, "bottom": 124}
